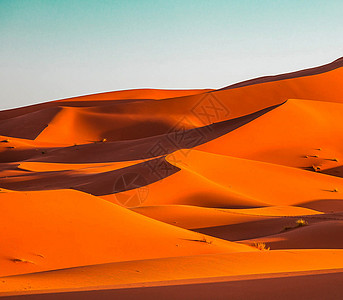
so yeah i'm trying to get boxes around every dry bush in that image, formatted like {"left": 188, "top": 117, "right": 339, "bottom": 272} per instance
{"left": 295, "top": 219, "right": 308, "bottom": 227}
{"left": 253, "top": 242, "right": 270, "bottom": 251}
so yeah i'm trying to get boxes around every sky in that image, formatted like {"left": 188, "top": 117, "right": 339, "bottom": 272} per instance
{"left": 1, "top": 0, "right": 343, "bottom": 110}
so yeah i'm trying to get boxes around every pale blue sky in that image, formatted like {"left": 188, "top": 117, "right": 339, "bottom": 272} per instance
{"left": 1, "top": 0, "right": 343, "bottom": 109}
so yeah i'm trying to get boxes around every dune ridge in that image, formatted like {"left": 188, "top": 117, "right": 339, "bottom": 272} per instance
{"left": 1, "top": 58, "right": 343, "bottom": 299}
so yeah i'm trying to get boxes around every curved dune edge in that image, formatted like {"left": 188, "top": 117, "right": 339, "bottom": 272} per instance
{"left": 17, "top": 160, "right": 145, "bottom": 173}
{"left": 2, "top": 61, "right": 343, "bottom": 144}
{"left": 297, "top": 199, "right": 343, "bottom": 213}
{"left": 56, "top": 88, "right": 214, "bottom": 102}
{"left": 103, "top": 165, "right": 266, "bottom": 208}
{"left": 1, "top": 271, "right": 342, "bottom": 300}
{"left": 0, "top": 189, "right": 254, "bottom": 277}
{"left": 1, "top": 250, "right": 343, "bottom": 296}
{"left": 195, "top": 98, "right": 343, "bottom": 172}
{"left": 239, "top": 220, "right": 343, "bottom": 250}
{"left": 165, "top": 149, "right": 343, "bottom": 206}
{"left": 1, "top": 58, "right": 343, "bottom": 298}
{"left": 223, "top": 205, "right": 323, "bottom": 216}
{"left": 131, "top": 205, "right": 322, "bottom": 230}
{"left": 0, "top": 88, "right": 212, "bottom": 121}
{"left": 220, "top": 56, "right": 343, "bottom": 90}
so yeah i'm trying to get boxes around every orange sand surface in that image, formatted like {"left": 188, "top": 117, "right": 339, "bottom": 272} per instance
{"left": 1, "top": 58, "right": 343, "bottom": 298}
{"left": 1, "top": 250, "right": 343, "bottom": 296}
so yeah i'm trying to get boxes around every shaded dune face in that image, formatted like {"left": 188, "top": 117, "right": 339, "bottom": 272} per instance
{"left": 1, "top": 58, "right": 343, "bottom": 299}
{"left": 0, "top": 107, "right": 61, "bottom": 140}
{"left": 0, "top": 89, "right": 213, "bottom": 121}
{"left": 0, "top": 157, "right": 180, "bottom": 196}
{"left": 5, "top": 102, "right": 279, "bottom": 163}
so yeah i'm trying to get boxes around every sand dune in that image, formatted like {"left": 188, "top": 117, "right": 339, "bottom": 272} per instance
{"left": 1, "top": 58, "right": 343, "bottom": 298}
{"left": 1, "top": 250, "right": 343, "bottom": 297}
{"left": 131, "top": 205, "right": 321, "bottom": 229}
{"left": 196, "top": 99, "right": 343, "bottom": 173}
{"left": 166, "top": 149, "right": 343, "bottom": 206}
{"left": 0, "top": 89, "right": 212, "bottom": 121}
{"left": 221, "top": 56, "right": 343, "bottom": 90}
{"left": 240, "top": 220, "right": 343, "bottom": 250}
{"left": 0, "top": 189, "right": 252, "bottom": 277}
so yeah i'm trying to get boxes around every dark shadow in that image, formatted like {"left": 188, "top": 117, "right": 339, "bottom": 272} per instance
{"left": 28, "top": 101, "right": 283, "bottom": 164}
{"left": 0, "top": 156, "right": 180, "bottom": 196}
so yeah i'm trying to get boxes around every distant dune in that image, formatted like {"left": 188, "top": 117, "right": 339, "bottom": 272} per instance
{"left": 1, "top": 57, "right": 343, "bottom": 299}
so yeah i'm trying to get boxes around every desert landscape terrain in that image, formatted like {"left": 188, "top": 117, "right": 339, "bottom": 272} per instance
{"left": 1, "top": 57, "right": 343, "bottom": 299}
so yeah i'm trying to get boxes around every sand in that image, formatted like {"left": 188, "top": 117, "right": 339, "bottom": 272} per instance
{"left": 1, "top": 57, "right": 343, "bottom": 299}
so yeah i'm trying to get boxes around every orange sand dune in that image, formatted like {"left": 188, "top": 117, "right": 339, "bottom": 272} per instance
{"left": 196, "top": 99, "right": 343, "bottom": 173}
{"left": 195, "top": 211, "right": 343, "bottom": 241}
{"left": 1, "top": 158, "right": 174, "bottom": 197}
{"left": 222, "top": 56, "right": 343, "bottom": 90}
{"left": 0, "top": 100, "right": 278, "bottom": 147}
{"left": 0, "top": 189, "right": 252, "bottom": 277}
{"left": 240, "top": 220, "right": 343, "bottom": 250}
{"left": 18, "top": 160, "right": 144, "bottom": 173}
{"left": 0, "top": 135, "right": 66, "bottom": 163}
{"left": 297, "top": 199, "right": 343, "bottom": 213}
{"left": 3, "top": 58, "right": 343, "bottom": 144}
{"left": 211, "top": 58, "right": 343, "bottom": 119}
{"left": 0, "top": 89, "right": 211, "bottom": 121}
{"left": 165, "top": 149, "right": 343, "bottom": 206}
{"left": 0, "top": 107, "right": 62, "bottom": 140}
{"left": 131, "top": 205, "right": 321, "bottom": 229}
{"left": 224, "top": 205, "right": 323, "bottom": 216}
{"left": 103, "top": 163, "right": 265, "bottom": 208}
{"left": 1, "top": 58, "right": 343, "bottom": 299}
{"left": 1, "top": 250, "right": 343, "bottom": 297}
{"left": 1, "top": 57, "right": 343, "bottom": 144}
{"left": 34, "top": 105, "right": 178, "bottom": 144}
{"left": 2, "top": 271, "right": 342, "bottom": 300}
{"left": 57, "top": 88, "right": 214, "bottom": 102}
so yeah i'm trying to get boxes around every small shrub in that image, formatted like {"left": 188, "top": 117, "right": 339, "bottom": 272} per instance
{"left": 253, "top": 242, "right": 270, "bottom": 251}
{"left": 199, "top": 237, "right": 212, "bottom": 244}
{"left": 295, "top": 219, "right": 308, "bottom": 227}
{"left": 283, "top": 219, "right": 308, "bottom": 232}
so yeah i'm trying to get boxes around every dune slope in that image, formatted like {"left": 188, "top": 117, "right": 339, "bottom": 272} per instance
{"left": 1, "top": 58, "right": 343, "bottom": 299}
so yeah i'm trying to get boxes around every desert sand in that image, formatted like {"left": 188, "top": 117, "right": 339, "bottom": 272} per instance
{"left": 1, "top": 58, "right": 343, "bottom": 299}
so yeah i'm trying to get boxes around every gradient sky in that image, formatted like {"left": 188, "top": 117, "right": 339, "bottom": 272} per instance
{"left": 1, "top": 0, "right": 343, "bottom": 109}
